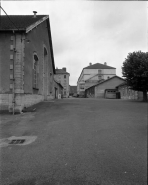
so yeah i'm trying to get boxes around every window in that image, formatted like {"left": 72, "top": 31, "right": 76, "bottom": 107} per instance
{"left": 33, "top": 54, "right": 39, "bottom": 89}
{"left": 98, "top": 70, "right": 102, "bottom": 74}
{"left": 98, "top": 75, "right": 102, "bottom": 80}
{"left": 80, "top": 84, "right": 84, "bottom": 89}
{"left": 64, "top": 75, "right": 66, "bottom": 79}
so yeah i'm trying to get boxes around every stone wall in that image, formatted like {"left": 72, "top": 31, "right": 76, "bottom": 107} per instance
{"left": 0, "top": 93, "right": 45, "bottom": 112}
{"left": 118, "top": 86, "right": 143, "bottom": 100}
{"left": 0, "top": 94, "right": 12, "bottom": 111}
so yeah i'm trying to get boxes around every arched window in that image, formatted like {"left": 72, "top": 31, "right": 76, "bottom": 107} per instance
{"left": 33, "top": 54, "right": 39, "bottom": 89}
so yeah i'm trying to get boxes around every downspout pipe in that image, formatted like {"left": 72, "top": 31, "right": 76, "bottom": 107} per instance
{"left": 12, "top": 30, "right": 16, "bottom": 115}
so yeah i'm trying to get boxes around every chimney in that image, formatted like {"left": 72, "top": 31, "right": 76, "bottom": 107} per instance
{"left": 33, "top": 11, "right": 37, "bottom": 18}
{"left": 104, "top": 62, "right": 107, "bottom": 65}
{"left": 62, "top": 67, "right": 66, "bottom": 72}
{"left": 89, "top": 63, "right": 92, "bottom": 66}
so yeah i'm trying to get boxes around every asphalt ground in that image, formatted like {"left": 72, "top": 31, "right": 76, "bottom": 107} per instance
{"left": 0, "top": 98, "right": 147, "bottom": 185}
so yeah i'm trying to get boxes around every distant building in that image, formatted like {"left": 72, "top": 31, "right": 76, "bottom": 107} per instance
{"left": 85, "top": 76, "right": 125, "bottom": 98}
{"left": 69, "top": 86, "right": 77, "bottom": 96}
{"left": 0, "top": 14, "right": 56, "bottom": 112}
{"left": 54, "top": 68, "right": 70, "bottom": 98}
{"left": 77, "top": 63, "right": 116, "bottom": 96}
{"left": 53, "top": 78, "right": 63, "bottom": 99}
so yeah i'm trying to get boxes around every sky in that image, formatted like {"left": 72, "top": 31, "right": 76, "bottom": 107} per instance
{"left": 1, "top": 0, "right": 148, "bottom": 85}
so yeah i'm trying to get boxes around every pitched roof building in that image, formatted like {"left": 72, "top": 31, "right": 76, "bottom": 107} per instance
{"left": 77, "top": 63, "right": 116, "bottom": 96}
{"left": 85, "top": 75, "right": 125, "bottom": 98}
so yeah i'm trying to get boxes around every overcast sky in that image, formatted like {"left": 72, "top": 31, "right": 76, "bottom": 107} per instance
{"left": 1, "top": 0, "right": 148, "bottom": 85}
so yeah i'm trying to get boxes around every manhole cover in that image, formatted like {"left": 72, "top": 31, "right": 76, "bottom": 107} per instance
{"left": 9, "top": 139, "right": 26, "bottom": 144}
{"left": 0, "top": 136, "right": 37, "bottom": 147}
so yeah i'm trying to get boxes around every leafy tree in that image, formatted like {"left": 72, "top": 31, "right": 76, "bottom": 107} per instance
{"left": 122, "top": 51, "right": 148, "bottom": 101}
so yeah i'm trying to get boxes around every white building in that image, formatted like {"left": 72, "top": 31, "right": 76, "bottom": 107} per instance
{"left": 77, "top": 63, "right": 116, "bottom": 96}
{"left": 54, "top": 68, "right": 70, "bottom": 98}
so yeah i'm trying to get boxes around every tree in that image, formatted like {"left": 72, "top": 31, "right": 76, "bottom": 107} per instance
{"left": 122, "top": 51, "right": 148, "bottom": 102}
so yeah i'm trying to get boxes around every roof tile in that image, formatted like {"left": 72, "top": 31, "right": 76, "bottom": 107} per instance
{"left": 0, "top": 15, "right": 47, "bottom": 30}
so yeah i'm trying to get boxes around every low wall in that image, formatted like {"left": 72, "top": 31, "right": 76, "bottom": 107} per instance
{"left": 118, "top": 87, "right": 143, "bottom": 100}
{"left": 0, "top": 94, "right": 13, "bottom": 111}
{"left": 23, "top": 94, "right": 44, "bottom": 108}
{"left": 0, "top": 93, "right": 45, "bottom": 112}
{"left": 47, "top": 94, "right": 54, "bottom": 100}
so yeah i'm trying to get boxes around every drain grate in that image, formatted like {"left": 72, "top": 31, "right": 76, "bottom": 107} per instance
{"left": 9, "top": 139, "right": 26, "bottom": 144}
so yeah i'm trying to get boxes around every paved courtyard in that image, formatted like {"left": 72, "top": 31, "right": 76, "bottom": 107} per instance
{"left": 0, "top": 98, "right": 147, "bottom": 185}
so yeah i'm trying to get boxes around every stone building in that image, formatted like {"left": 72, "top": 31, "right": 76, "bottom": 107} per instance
{"left": 77, "top": 63, "right": 116, "bottom": 96}
{"left": 0, "top": 14, "right": 56, "bottom": 112}
{"left": 54, "top": 68, "right": 70, "bottom": 98}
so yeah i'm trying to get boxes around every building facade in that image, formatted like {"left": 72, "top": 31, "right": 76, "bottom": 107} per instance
{"left": 0, "top": 14, "right": 56, "bottom": 112}
{"left": 54, "top": 68, "right": 70, "bottom": 98}
{"left": 77, "top": 63, "right": 116, "bottom": 96}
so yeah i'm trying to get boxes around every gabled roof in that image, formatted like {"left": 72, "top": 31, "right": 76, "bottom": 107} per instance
{"left": 0, "top": 15, "right": 48, "bottom": 32}
{"left": 85, "top": 76, "right": 125, "bottom": 90}
{"left": 55, "top": 69, "right": 69, "bottom": 75}
{"left": 84, "top": 63, "right": 116, "bottom": 69}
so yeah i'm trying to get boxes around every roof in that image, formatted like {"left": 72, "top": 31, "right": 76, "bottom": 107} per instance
{"left": 105, "top": 89, "right": 117, "bottom": 91}
{"left": 85, "top": 76, "right": 125, "bottom": 90}
{"left": 55, "top": 69, "right": 69, "bottom": 75}
{"left": 116, "top": 82, "right": 127, "bottom": 88}
{"left": 54, "top": 78, "right": 63, "bottom": 89}
{"left": 0, "top": 15, "right": 48, "bottom": 32}
{"left": 84, "top": 63, "right": 116, "bottom": 70}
